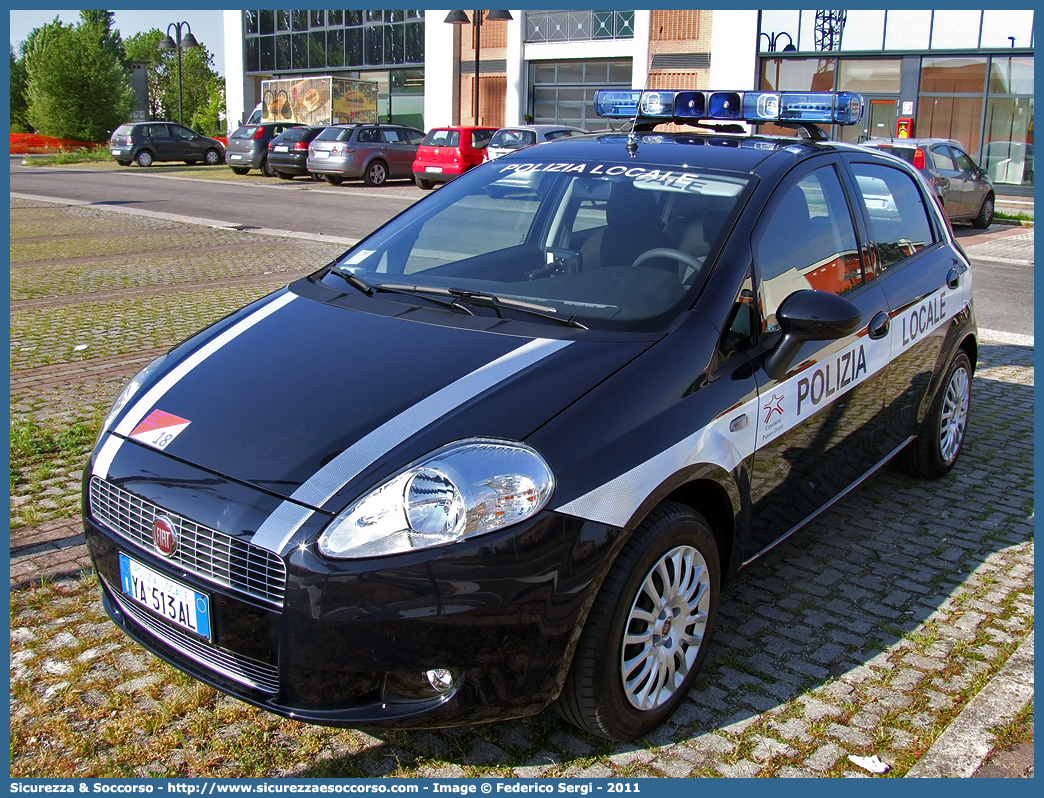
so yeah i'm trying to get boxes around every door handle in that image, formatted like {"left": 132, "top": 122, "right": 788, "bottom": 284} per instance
{"left": 946, "top": 267, "right": 961, "bottom": 290}
{"left": 867, "top": 311, "right": 890, "bottom": 340}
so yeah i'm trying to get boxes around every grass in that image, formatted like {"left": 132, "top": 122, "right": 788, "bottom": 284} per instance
{"left": 27, "top": 145, "right": 113, "bottom": 166}
{"left": 993, "top": 210, "right": 1034, "bottom": 224}
{"left": 10, "top": 417, "right": 99, "bottom": 492}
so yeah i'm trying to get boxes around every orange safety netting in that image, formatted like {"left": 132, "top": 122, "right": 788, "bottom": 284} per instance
{"left": 10, "top": 133, "right": 104, "bottom": 154}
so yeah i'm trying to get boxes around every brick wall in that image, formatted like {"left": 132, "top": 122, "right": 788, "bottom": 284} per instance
{"left": 460, "top": 75, "right": 507, "bottom": 128}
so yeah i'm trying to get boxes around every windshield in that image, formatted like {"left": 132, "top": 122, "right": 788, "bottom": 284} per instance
{"left": 320, "top": 158, "right": 751, "bottom": 331}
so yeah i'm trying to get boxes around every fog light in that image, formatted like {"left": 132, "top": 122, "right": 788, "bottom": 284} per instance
{"left": 425, "top": 668, "right": 456, "bottom": 694}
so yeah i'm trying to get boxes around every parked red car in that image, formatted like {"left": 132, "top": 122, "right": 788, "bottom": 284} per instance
{"left": 412, "top": 126, "right": 498, "bottom": 189}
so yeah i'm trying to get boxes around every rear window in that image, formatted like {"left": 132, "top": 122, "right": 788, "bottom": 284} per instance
{"left": 232, "top": 126, "right": 258, "bottom": 139}
{"left": 490, "top": 130, "right": 537, "bottom": 149}
{"left": 113, "top": 125, "right": 134, "bottom": 137}
{"left": 317, "top": 127, "right": 355, "bottom": 142}
{"left": 280, "top": 128, "right": 319, "bottom": 142}
{"left": 875, "top": 145, "right": 917, "bottom": 166}
{"left": 546, "top": 129, "right": 582, "bottom": 141}
{"left": 423, "top": 129, "right": 460, "bottom": 147}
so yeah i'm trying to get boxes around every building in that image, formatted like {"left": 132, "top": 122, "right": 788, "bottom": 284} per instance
{"left": 224, "top": 9, "right": 1033, "bottom": 193}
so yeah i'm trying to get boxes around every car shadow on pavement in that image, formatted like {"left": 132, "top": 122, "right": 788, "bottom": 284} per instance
{"left": 287, "top": 343, "right": 1033, "bottom": 777}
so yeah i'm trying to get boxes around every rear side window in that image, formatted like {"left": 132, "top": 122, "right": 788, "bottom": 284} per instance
{"left": 232, "top": 127, "right": 257, "bottom": 139}
{"left": 356, "top": 127, "right": 380, "bottom": 143}
{"left": 423, "top": 129, "right": 460, "bottom": 147}
{"left": 928, "top": 146, "right": 955, "bottom": 170}
{"left": 317, "top": 127, "right": 354, "bottom": 142}
{"left": 755, "top": 166, "right": 863, "bottom": 333}
{"left": 471, "top": 129, "right": 493, "bottom": 148}
{"left": 852, "top": 163, "right": 935, "bottom": 275}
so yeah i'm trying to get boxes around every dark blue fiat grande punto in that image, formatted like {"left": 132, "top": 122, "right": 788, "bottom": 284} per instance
{"left": 84, "top": 90, "right": 975, "bottom": 741}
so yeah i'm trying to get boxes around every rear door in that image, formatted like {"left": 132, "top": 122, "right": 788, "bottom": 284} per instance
{"left": 950, "top": 146, "right": 990, "bottom": 219}
{"left": 927, "top": 144, "right": 970, "bottom": 217}
{"left": 742, "top": 159, "right": 893, "bottom": 561}
{"left": 843, "top": 155, "right": 967, "bottom": 451}
{"left": 144, "top": 123, "right": 175, "bottom": 160}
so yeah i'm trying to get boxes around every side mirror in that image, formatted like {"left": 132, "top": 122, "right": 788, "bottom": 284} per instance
{"left": 977, "top": 166, "right": 988, "bottom": 178}
{"left": 764, "top": 290, "right": 862, "bottom": 380}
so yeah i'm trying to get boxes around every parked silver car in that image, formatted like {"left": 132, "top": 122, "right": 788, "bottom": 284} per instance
{"left": 226, "top": 122, "right": 302, "bottom": 177}
{"left": 862, "top": 138, "right": 996, "bottom": 228}
{"left": 307, "top": 124, "right": 425, "bottom": 186}
{"left": 485, "top": 125, "right": 587, "bottom": 161}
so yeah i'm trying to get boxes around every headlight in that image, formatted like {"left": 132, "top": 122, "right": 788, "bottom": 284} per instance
{"left": 96, "top": 353, "right": 169, "bottom": 444}
{"left": 317, "top": 439, "right": 555, "bottom": 559}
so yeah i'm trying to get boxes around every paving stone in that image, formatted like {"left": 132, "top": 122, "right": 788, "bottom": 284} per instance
{"left": 775, "top": 765, "right": 817, "bottom": 778}
{"left": 750, "top": 735, "right": 798, "bottom": 762}
{"left": 771, "top": 717, "right": 812, "bottom": 744}
{"left": 653, "top": 756, "right": 694, "bottom": 777}
{"left": 805, "top": 742, "right": 843, "bottom": 772}
{"left": 608, "top": 745, "right": 657, "bottom": 767}
{"left": 513, "top": 751, "right": 558, "bottom": 778}
{"left": 464, "top": 740, "right": 509, "bottom": 766}
{"left": 550, "top": 731, "right": 593, "bottom": 758}
{"left": 715, "top": 759, "right": 762, "bottom": 778}
{"left": 800, "top": 696, "right": 845, "bottom": 721}
{"left": 826, "top": 723, "right": 873, "bottom": 749}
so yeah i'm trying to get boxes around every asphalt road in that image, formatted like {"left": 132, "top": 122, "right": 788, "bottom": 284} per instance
{"left": 10, "top": 156, "right": 1033, "bottom": 339}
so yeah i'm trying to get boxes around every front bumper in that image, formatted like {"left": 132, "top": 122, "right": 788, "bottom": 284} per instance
{"left": 84, "top": 470, "right": 623, "bottom": 729}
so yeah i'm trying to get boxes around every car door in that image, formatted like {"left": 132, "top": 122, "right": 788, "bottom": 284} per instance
{"left": 741, "top": 159, "right": 893, "bottom": 562}
{"left": 144, "top": 123, "right": 176, "bottom": 160}
{"left": 927, "top": 143, "right": 970, "bottom": 217}
{"left": 950, "top": 146, "right": 990, "bottom": 218}
{"left": 379, "top": 127, "right": 418, "bottom": 177}
{"left": 843, "top": 156, "right": 966, "bottom": 452}
{"left": 170, "top": 124, "right": 200, "bottom": 161}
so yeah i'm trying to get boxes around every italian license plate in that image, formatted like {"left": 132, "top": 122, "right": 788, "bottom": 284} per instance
{"left": 274, "top": 145, "right": 289, "bottom": 152}
{"left": 230, "top": 154, "right": 243, "bottom": 160}
{"left": 315, "top": 151, "right": 329, "bottom": 159}
{"left": 425, "top": 166, "right": 443, "bottom": 173}
{"left": 111, "top": 149, "right": 123, "bottom": 155}
{"left": 118, "top": 552, "right": 211, "bottom": 641}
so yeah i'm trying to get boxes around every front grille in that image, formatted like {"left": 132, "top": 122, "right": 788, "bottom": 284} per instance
{"left": 89, "top": 477, "right": 286, "bottom": 607}
{"left": 108, "top": 583, "right": 279, "bottom": 694}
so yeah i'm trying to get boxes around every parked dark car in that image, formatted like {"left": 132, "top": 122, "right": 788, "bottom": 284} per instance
{"left": 110, "top": 122, "right": 225, "bottom": 168}
{"left": 268, "top": 126, "right": 327, "bottom": 180}
{"left": 862, "top": 138, "right": 995, "bottom": 228}
{"left": 85, "top": 89, "right": 976, "bottom": 742}
{"left": 412, "top": 126, "right": 498, "bottom": 189}
{"left": 306, "top": 124, "right": 425, "bottom": 186}
{"left": 226, "top": 123, "right": 302, "bottom": 177}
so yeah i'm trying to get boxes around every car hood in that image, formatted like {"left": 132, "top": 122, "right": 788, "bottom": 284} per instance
{"left": 106, "top": 288, "right": 651, "bottom": 513}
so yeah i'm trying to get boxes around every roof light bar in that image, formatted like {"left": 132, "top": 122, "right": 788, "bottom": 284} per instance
{"left": 594, "top": 89, "right": 864, "bottom": 126}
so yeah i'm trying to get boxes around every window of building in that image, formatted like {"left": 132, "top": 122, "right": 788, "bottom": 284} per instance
{"left": 760, "top": 58, "right": 836, "bottom": 92}
{"left": 980, "top": 10, "right": 1035, "bottom": 49}
{"left": 837, "top": 59, "right": 901, "bottom": 93}
{"left": 525, "top": 10, "right": 635, "bottom": 44}
{"left": 920, "top": 57, "right": 987, "bottom": 94}
{"left": 929, "top": 11, "right": 981, "bottom": 50}
{"left": 850, "top": 164, "right": 934, "bottom": 274}
{"left": 883, "top": 10, "right": 932, "bottom": 50}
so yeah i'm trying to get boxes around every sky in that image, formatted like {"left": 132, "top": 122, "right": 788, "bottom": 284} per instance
{"left": 9, "top": 9, "right": 226, "bottom": 74}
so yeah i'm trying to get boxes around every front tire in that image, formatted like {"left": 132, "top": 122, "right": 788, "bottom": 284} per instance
{"left": 416, "top": 178, "right": 434, "bottom": 190}
{"left": 558, "top": 501, "right": 720, "bottom": 741}
{"left": 203, "top": 148, "right": 221, "bottom": 166}
{"left": 364, "top": 160, "right": 388, "bottom": 187}
{"left": 230, "top": 166, "right": 249, "bottom": 175}
{"left": 899, "top": 350, "right": 972, "bottom": 479}
{"left": 135, "top": 150, "right": 154, "bottom": 168}
{"left": 972, "top": 194, "right": 994, "bottom": 229}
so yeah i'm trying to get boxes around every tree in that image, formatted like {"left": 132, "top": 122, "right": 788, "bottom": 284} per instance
{"left": 123, "top": 28, "right": 222, "bottom": 129}
{"left": 191, "top": 79, "right": 226, "bottom": 137}
{"left": 24, "top": 13, "right": 135, "bottom": 141}
{"left": 10, "top": 46, "right": 30, "bottom": 132}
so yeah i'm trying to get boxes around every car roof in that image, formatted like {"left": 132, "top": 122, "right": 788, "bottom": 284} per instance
{"left": 428, "top": 126, "right": 499, "bottom": 132}
{"left": 864, "top": 137, "right": 962, "bottom": 149}
{"left": 496, "top": 125, "right": 585, "bottom": 133}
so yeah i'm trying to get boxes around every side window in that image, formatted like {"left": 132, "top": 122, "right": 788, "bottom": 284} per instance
{"left": 928, "top": 146, "right": 956, "bottom": 171}
{"left": 717, "top": 271, "right": 757, "bottom": 366}
{"left": 851, "top": 163, "right": 936, "bottom": 275}
{"left": 755, "top": 166, "right": 862, "bottom": 334}
{"left": 381, "top": 129, "right": 402, "bottom": 144}
{"left": 472, "top": 129, "right": 493, "bottom": 149}
{"left": 145, "top": 124, "right": 167, "bottom": 138}
{"left": 356, "top": 128, "right": 380, "bottom": 143}
{"left": 952, "top": 148, "right": 977, "bottom": 173}
{"left": 172, "top": 126, "right": 194, "bottom": 140}
{"left": 406, "top": 129, "right": 425, "bottom": 145}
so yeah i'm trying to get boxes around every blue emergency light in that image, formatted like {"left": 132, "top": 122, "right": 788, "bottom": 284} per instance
{"left": 594, "top": 89, "right": 864, "bottom": 126}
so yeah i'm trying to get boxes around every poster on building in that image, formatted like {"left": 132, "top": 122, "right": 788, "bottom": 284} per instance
{"left": 261, "top": 77, "right": 378, "bottom": 125}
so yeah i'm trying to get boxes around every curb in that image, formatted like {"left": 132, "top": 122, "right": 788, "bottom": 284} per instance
{"left": 906, "top": 630, "right": 1035, "bottom": 777}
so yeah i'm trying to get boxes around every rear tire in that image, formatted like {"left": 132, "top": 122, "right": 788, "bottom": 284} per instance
{"left": 276, "top": 171, "right": 294, "bottom": 180}
{"left": 558, "top": 501, "right": 720, "bottom": 741}
{"left": 364, "top": 160, "right": 388, "bottom": 187}
{"left": 116, "top": 160, "right": 132, "bottom": 167}
{"left": 416, "top": 178, "right": 434, "bottom": 190}
{"left": 135, "top": 150, "right": 154, "bottom": 168}
{"left": 972, "top": 194, "right": 994, "bottom": 229}
{"left": 325, "top": 174, "right": 344, "bottom": 185}
{"left": 230, "top": 167, "right": 249, "bottom": 175}
{"left": 899, "top": 350, "right": 972, "bottom": 479}
{"left": 260, "top": 157, "right": 277, "bottom": 178}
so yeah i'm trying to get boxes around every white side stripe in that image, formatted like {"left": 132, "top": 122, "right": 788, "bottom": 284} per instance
{"left": 93, "top": 292, "right": 298, "bottom": 479}
{"left": 250, "top": 337, "right": 573, "bottom": 554}
{"left": 557, "top": 285, "right": 968, "bottom": 528}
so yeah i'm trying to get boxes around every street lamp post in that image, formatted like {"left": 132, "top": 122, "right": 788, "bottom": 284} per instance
{"left": 445, "top": 10, "right": 513, "bottom": 125}
{"left": 158, "top": 21, "right": 200, "bottom": 125}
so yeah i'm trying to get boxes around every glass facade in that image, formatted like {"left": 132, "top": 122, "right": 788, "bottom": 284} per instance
{"left": 757, "top": 10, "right": 1034, "bottom": 191}
{"left": 242, "top": 11, "right": 425, "bottom": 127}
{"left": 243, "top": 10, "right": 424, "bottom": 72}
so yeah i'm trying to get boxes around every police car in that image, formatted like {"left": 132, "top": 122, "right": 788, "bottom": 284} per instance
{"left": 84, "top": 89, "right": 975, "bottom": 742}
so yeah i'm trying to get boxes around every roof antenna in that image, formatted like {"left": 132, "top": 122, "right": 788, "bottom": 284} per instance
{"left": 628, "top": 24, "right": 663, "bottom": 157}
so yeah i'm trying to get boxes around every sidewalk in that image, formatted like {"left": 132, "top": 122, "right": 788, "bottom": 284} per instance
{"left": 10, "top": 194, "right": 1034, "bottom": 779}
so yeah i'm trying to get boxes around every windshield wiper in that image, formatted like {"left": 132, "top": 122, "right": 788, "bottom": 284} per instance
{"left": 372, "top": 283, "right": 475, "bottom": 316}
{"left": 327, "top": 265, "right": 374, "bottom": 296}
{"left": 447, "top": 289, "right": 588, "bottom": 329}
